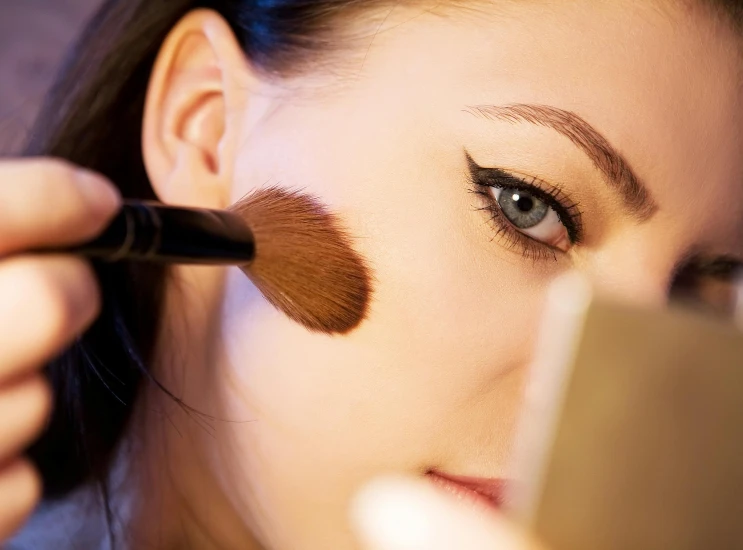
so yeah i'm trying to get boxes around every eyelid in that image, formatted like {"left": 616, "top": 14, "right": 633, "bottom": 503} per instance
{"left": 465, "top": 153, "right": 584, "bottom": 244}
{"left": 673, "top": 255, "right": 743, "bottom": 284}
{"left": 693, "top": 258, "right": 743, "bottom": 279}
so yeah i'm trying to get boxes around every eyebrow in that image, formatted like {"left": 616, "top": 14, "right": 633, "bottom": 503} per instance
{"left": 464, "top": 104, "right": 658, "bottom": 221}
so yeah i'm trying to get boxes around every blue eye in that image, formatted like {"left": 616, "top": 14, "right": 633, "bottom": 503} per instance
{"left": 490, "top": 186, "right": 569, "bottom": 251}
{"left": 495, "top": 188, "right": 549, "bottom": 229}
{"left": 465, "top": 151, "right": 583, "bottom": 259}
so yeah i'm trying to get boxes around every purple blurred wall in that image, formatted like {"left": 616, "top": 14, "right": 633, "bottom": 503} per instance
{"left": 0, "top": 0, "right": 102, "bottom": 153}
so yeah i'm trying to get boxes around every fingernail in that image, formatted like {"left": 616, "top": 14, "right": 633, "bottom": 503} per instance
{"left": 75, "top": 169, "right": 121, "bottom": 216}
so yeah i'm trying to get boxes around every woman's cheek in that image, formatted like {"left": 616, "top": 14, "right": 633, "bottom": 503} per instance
{"left": 215, "top": 225, "right": 546, "bottom": 455}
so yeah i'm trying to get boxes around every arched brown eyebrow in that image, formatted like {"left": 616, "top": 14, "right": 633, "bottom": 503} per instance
{"left": 464, "top": 104, "right": 659, "bottom": 221}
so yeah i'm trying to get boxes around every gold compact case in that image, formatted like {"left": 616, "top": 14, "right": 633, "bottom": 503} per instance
{"left": 509, "top": 286, "right": 743, "bottom": 550}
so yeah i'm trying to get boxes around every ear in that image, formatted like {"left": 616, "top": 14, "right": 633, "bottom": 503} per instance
{"left": 142, "top": 9, "right": 253, "bottom": 209}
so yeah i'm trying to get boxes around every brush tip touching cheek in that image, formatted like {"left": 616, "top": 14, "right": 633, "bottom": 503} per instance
{"left": 230, "top": 186, "right": 373, "bottom": 334}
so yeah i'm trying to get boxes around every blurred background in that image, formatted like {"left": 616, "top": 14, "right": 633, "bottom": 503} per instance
{"left": 0, "top": 0, "right": 101, "bottom": 154}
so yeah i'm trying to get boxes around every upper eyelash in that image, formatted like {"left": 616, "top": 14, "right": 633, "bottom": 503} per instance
{"left": 464, "top": 152, "right": 584, "bottom": 261}
{"left": 466, "top": 153, "right": 583, "bottom": 244}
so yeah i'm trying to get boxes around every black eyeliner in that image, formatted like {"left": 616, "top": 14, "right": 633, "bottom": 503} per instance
{"left": 465, "top": 151, "right": 583, "bottom": 244}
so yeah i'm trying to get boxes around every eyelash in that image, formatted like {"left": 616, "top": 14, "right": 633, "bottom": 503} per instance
{"left": 465, "top": 152, "right": 583, "bottom": 262}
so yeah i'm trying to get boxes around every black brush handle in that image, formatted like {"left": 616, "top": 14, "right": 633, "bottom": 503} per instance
{"left": 43, "top": 201, "right": 255, "bottom": 265}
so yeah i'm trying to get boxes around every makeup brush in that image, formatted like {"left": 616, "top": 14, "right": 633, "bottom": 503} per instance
{"left": 38, "top": 186, "right": 371, "bottom": 335}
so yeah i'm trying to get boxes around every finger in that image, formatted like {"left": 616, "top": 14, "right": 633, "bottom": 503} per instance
{"left": 0, "top": 158, "right": 120, "bottom": 255}
{"left": 0, "top": 375, "right": 51, "bottom": 461}
{"left": 0, "top": 459, "right": 41, "bottom": 541}
{"left": 352, "top": 476, "right": 544, "bottom": 550}
{"left": 0, "top": 255, "right": 100, "bottom": 380}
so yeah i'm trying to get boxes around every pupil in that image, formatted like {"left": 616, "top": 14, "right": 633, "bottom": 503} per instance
{"left": 497, "top": 187, "right": 548, "bottom": 229}
{"left": 516, "top": 195, "right": 533, "bottom": 212}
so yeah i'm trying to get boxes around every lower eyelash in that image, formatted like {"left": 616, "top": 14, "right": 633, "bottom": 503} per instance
{"left": 469, "top": 187, "right": 559, "bottom": 263}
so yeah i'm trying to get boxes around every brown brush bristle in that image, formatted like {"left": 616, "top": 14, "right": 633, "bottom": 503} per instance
{"left": 229, "top": 187, "right": 372, "bottom": 334}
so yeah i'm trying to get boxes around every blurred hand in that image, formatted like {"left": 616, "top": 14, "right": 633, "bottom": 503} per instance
{"left": 352, "top": 476, "right": 547, "bottom": 550}
{"left": 0, "top": 158, "right": 119, "bottom": 540}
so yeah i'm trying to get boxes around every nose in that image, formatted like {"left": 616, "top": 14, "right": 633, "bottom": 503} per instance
{"left": 579, "top": 237, "right": 677, "bottom": 309}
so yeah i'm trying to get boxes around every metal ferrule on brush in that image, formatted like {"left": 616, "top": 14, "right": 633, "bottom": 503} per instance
{"left": 67, "top": 201, "right": 256, "bottom": 265}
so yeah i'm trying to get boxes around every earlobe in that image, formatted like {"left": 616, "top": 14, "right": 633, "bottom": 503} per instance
{"left": 141, "top": 9, "right": 250, "bottom": 209}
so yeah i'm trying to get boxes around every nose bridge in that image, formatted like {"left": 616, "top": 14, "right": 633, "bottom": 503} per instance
{"left": 588, "top": 266, "right": 669, "bottom": 308}
{"left": 580, "top": 237, "right": 676, "bottom": 308}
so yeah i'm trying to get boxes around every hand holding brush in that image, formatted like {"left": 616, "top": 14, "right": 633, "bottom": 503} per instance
{"left": 0, "top": 157, "right": 372, "bottom": 542}
{"left": 0, "top": 158, "right": 121, "bottom": 540}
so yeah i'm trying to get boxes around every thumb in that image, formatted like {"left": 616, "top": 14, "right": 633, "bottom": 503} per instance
{"left": 350, "top": 476, "right": 542, "bottom": 550}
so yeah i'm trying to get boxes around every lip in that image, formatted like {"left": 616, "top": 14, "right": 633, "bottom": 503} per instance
{"left": 425, "top": 470, "right": 508, "bottom": 511}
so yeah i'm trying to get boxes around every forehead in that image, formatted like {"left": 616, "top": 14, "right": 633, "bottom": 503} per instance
{"left": 357, "top": 0, "right": 743, "bottom": 246}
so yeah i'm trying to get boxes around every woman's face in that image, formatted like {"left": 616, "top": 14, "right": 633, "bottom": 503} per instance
{"left": 153, "top": 2, "right": 743, "bottom": 548}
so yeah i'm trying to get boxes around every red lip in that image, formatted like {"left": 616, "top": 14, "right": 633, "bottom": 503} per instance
{"left": 425, "top": 470, "right": 508, "bottom": 511}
